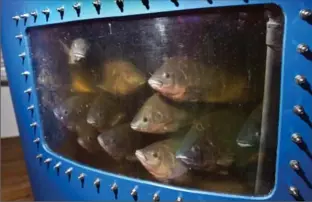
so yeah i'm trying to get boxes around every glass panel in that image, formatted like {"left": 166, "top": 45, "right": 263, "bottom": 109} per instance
{"left": 27, "top": 4, "right": 283, "bottom": 196}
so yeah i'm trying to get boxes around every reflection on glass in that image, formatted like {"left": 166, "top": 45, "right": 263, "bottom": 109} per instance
{"left": 27, "top": 5, "right": 283, "bottom": 196}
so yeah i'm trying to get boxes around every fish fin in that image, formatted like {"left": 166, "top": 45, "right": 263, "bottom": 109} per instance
{"left": 176, "top": 125, "right": 204, "bottom": 156}
{"left": 59, "top": 39, "right": 70, "bottom": 55}
{"left": 110, "top": 113, "right": 126, "bottom": 127}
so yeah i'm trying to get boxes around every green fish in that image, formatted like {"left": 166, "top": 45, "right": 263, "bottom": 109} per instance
{"left": 75, "top": 120, "right": 102, "bottom": 153}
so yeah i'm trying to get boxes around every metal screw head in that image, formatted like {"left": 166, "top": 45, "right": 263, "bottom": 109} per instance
{"left": 289, "top": 160, "right": 300, "bottom": 171}
{"left": 15, "top": 34, "right": 23, "bottom": 39}
{"left": 297, "top": 43, "right": 310, "bottom": 54}
{"left": 30, "top": 11, "right": 38, "bottom": 17}
{"left": 53, "top": 162, "right": 62, "bottom": 169}
{"left": 110, "top": 183, "right": 118, "bottom": 191}
{"left": 291, "top": 133, "right": 303, "bottom": 144}
{"left": 131, "top": 188, "right": 137, "bottom": 196}
{"left": 20, "top": 13, "right": 29, "bottom": 18}
{"left": 12, "top": 15, "right": 20, "bottom": 21}
{"left": 65, "top": 167, "right": 73, "bottom": 174}
{"left": 33, "top": 138, "right": 40, "bottom": 143}
{"left": 21, "top": 71, "right": 30, "bottom": 76}
{"left": 153, "top": 193, "right": 160, "bottom": 202}
{"left": 73, "top": 2, "right": 81, "bottom": 10}
{"left": 44, "top": 158, "right": 52, "bottom": 164}
{"left": 19, "top": 52, "right": 26, "bottom": 58}
{"left": 299, "top": 9, "right": 312, "bottom": 20}
{"left": 24, "top": 88, "right": 32, "bottom": 94}
{"left": 36, "top": 154, "right": 43, "bottom": 159}
{"left": 293, "top": 105, "right": 305, "bottom": 116}
{"left": 295, "top": 75, "right": 307, "bottom": 86}
{"left": 27, "top": 105, "right": 35, "bottom": 110}
{"left": 94, "top": 178, "right": 100, "bottom": 186}
{"left": 289, "top": 186, "right": 299, "bottom": 197}
{"left": 93, "top": 0, "right": 101, "bottom": 6}
{"left": 78, "top": 173, "right": 85, "bottom": 180}
{"left": 42, "top": 9, "right": 50, "bottom": 15}
{"left": 176, "top": 196, "right": 183, "bottom": 202}
{"left": 57, "top": 6, "right": 65, "bottom": 12}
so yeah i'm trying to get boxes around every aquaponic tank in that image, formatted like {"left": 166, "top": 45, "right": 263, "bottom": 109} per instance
{"left": 1, "top": 0, "right": 312, "bottom": 201}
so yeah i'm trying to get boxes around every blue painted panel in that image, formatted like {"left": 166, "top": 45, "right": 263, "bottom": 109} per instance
{"left": 1, "top": 0, "right": 311, "bottom": 201}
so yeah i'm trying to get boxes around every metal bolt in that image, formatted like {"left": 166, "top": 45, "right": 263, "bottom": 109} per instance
{"left": 36, "top": 154, "right": 43, "bottom": 159}
{"left": 27, "top": 105, "right": 35, "bottom": 110}
{"left": 94, "top": 178, "right": 100, "bottom": 186}
{"left": 289, "top": 160, "right": 300, "bottom": 171}
{"left": 299, "top": 9, "right": 312, "bottom": 20}
{"left": 131, "top": 187, "right": 138, "bottom": 196}
{"left": 54, "top": 162, "right": 62, "bottom": 169}
{"left": 297, "top": 44, "right": 310, "bottom": 54}
{"left": 93, "top": 0, "right": 101, "bottom": 6}
{"left": 24, "top": 88, "right": 32, "bottom": 94}
{"left": 57, "top": 6, "right": 64, "bottom": 12}
{"left": 291, "top": 133, "right": 303, "bottom": 144}
{"left": 295, "top": 75, "right": 307, "bottom": 86}
{"left": 21, "top": 71, "right": 30, "bottom": 76}
{"left": 176, "top": 196, "right": 183, "bottom": 202}
{"left": 20, "top": 13, "right": 29, "bottom": 18}
{"left": 289, "top": 186, "right": 299, "bottom": 197}
{"left": 42, "top": 8, "right": 50, "bottom": 15}
{"left": 44, "top": 158, "right": 52, "bottom": 164}
{"left": 73, "top": 2, "right": 81, "bottom": 10}
{"left": 153, "top": 192, "right": 160, "bottom": 202}
{"left": 293, "top": 105, "right": 305, "bottom": 116}
{"left": 15, "top": 34, "right": 23, "bottom": 40}
{"left": 78, "top": 173, "right": 85, "bottom": 180}
{"left": 111, "top": 182, "right": 118, "bottom": 191}
{"left": 30, "top": 11, "right": 38, "bottom": 17}
{"left": 18, "top": 52, "right": 26, "bottom": 58}
{"left": 33, "top": 138, "right": 40, "bottom": 143}
{"left": 12, "top": 15, "right": 20, "bottom": 21}
{"left": 30, "top": 122, "right": 37, "bottom": 127}
{"left": 65, "top": 167, "right": 73, "bottom": 175}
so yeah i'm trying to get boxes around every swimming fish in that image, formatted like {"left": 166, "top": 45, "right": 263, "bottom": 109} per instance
{"left": 53, "top": 94, "right": 94, "bottom": 131}
{"left": 86, "top": 93, "right": 128, "bottom": 132}
{"left": 60, "top": 38, "right": 90, "bottom": 65}
{"left": 97, "top": 60, "right": 146, "bottom": 96}
{"left": 75, "top": 120, "right": 102, "bottom": 153}
{"left": 135, "top": 138, "right": 188, "bottom": 182}
{"left": 148, "top": 56, "right": 253, "bottom": 103}
{"left": 176, "top": 109, "right": 249, "bottom": 173}
{"left": 130, "top": 93, "right": 198, "bottom": 134}
{"left": 97, "top": 123, "right": 143, "bottom": 161}
{"left": 236, "top": 103, "right": 263, "bottom": 148}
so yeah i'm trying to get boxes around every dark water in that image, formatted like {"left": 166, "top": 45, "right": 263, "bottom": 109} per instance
{"left": 27, "top": 5, "right": 282, "bottom": 196}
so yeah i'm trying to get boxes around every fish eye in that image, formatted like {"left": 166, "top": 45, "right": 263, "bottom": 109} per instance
{"left": 152, "top": 152, "right": 158, "bottom": 158}
{"left": 191, "top": 146, "right": 200, "bottom": 152}
{"left": 163, "top": 72, "right": 170, "bottom": 79}
{"left": 64, "top": 110, "right": 68, "bottom": 115}
{"left": 143, "top": 117, "right": 148, "bottom": 123}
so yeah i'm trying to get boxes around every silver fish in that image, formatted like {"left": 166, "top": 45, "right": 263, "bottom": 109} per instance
{"left": 60, "top": 38, "right": 90, "bottom": 65}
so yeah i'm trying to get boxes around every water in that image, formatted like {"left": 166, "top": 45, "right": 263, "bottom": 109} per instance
{"left": 27, "top": 5, "right": 282, "bottom": 196}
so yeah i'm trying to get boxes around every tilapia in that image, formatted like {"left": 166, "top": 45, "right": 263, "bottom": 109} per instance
{"left": 75, "top": 120, "right": 102, "bottom": 153}
{"left": 130, "top": 93, "right": 198, "bottom": 134}
{"left": 135, "top": 138, "right": 188, "bottom": 182}
{"left": 86, "top": 93, "right": 128, "bottom": 132}
{"left": 53, "top": 94, "right": 95, "bottom": 131}
{"left": 176, "top": 109, "right": 253, "bottom": 173}
{"left": 236, "top": 103, "right": 262, "bottom": 148}
{"left": 97, "top": 123, "right": 143, "bottom": 161}
{"left": 60, "top": 38, "right": 90, "bottom": 65}
{"left": 97, "top": 60, "right": 146, "bottom": 96}
{"left": 148, "top": 56, "right": 254, "bottom": 103}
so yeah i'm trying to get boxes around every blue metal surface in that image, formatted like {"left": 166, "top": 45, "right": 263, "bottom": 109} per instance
{"left": 1, "top": 0, "right": 311, "bottom": 200}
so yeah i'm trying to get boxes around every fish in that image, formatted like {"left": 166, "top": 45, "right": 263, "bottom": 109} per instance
{"left": 97, "top": 60, "right": 146, "bottom": 96}
{"left": 236, "top": 103, "right": 263, "bottom": 148}
{"left": 135, "top": 138, "right": 188, "bottom": 182}
{"left": 148, "top": 56, "right": 254, "bottom": 103}
{"left": 86, "top": 93, "right": 128, "bottom": 132}
{"left": 53, "top": 94, "right": 95, "bottom": 131}
{"left": 130, "top": 93, "right": 198, "bottom": 134}
{"left": 70, "top": 69, "right": 97, "bottom": 93}
{"left": 97, "top": 123, "right": 143, "bottom": 161}
{"left": 60, "top": 38, "right": 90, "bottom": 65}
{"left": 75, "top": 120, "right": 102, "bottom": 153}
{"left": 176, "top": 109, "right": 251, "bottom": 173}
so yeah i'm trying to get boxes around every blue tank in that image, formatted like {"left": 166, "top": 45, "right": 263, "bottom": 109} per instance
{"left": 1, "top": 0, "right": 311, "bottom": 200}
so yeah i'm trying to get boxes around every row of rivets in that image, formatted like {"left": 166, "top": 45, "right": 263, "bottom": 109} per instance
{"left": 14, "top": 0, "right": 244, "bottom": 23}
{"left": 288, "top": 8, "right": 312, "bottom": 199}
